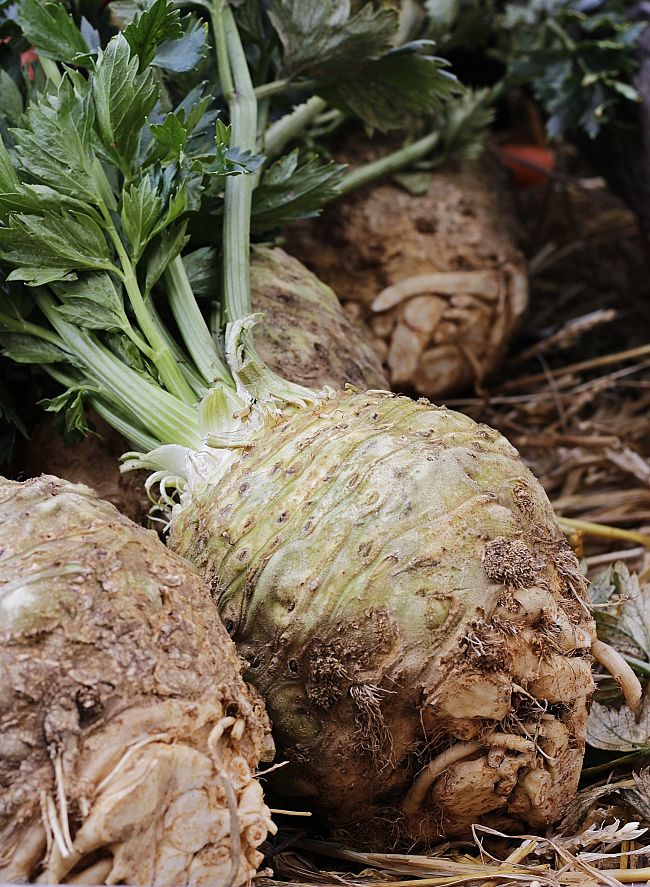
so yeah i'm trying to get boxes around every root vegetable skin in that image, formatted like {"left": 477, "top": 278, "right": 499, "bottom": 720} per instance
{"left": 252, "top": 246, "right": 388, "bottom": 392}
{"left": 289, "top": 157, "right": 529, "bottom": 398}
{"left": 169, "top": 389, "right": 596, "bottom": 847}
{"left": 0, "top": 476, "right": 274, "bottom": 886}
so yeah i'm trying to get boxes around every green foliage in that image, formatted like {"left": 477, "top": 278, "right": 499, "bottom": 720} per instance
{"left": 498, "top": 0, "right": 644, "bottom": 138}
{"left": 252, "top": 151, "right": 345, "bottom": 231}
{"left": 150, "top": 15, "right": 208, "bottom": 73}
{"left": 182, "top": 246, "right": 218, "bottom": 297}
{"left": 0, "top": 332, "right": 68, "bottom": 363}
{"left": 123, "top": 0, "right": 183, "bottom": 68}
{"left": 11, "top": 76, "right": 98, "bottom": 201}
{"left": 92, "top": 34, "right": 158, "bottom": 173}
{"left": 53, "top": 272, "right": 130, "bottom": 332}
{"left": 324, "top": 50, "right": 459, "bottom": 131}
{"left": 0, "top": 9, "right": 258, "bottom": 445}
{"left": 40, "top": 384, "right": 97, "bottom": 440}
{"left": 11, "top": 0, "right": 91, "bottom": 64}
{"left": 0, "top": 70, "right": 23, "bottom": 124}
{"left": 268, "top": 0, "right": 397, "bottom": 79}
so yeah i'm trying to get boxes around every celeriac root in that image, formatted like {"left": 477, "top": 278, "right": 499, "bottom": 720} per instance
{"left": 401, "top": 741, "right": 482, "bottom": 816}
{"left": 0, "top": 476, "right": 274, "bottom": 886}
{"left": 591, "top": 639, "right": 643, "bottom": 710}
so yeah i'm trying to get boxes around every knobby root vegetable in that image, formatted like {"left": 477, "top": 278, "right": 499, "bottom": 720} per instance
{"left": 0, "top": 476, "right": 275, "bottom": 885}
{"left": 289, "top": 156, "right": 528, "bottom": 398}
{"left": 166, "top": 388, "right": 612, "bottom": 846}
{"left": 252, "top": 246, "right": 388, "bottom": 392}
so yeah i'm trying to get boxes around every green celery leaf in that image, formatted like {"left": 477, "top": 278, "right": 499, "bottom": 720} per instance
{"left": 0, "top": 210, "right": 111, "bottom": 277}
{"left": 0, "top": 134, "right": 20, "bottom": 196}
{"left": 268, "top": 0, "right": 397, "bottom": 79}
{"left": 121, "top": 175, "right": 163, "bottom": 259}
{"left": 252, "top": 151, "right": 345, "bottom": 231}
{"left": 152, "top": 15, "right": 208, "bottom": 73}
{"left": 0, "top": 70, "right": 23, "bottom": 124}
{"left": 175, "top": 84, "right": 217, "bottom": 137}
{"left": 12, "top": 0, "right": 91, "bottom": 64}
{"left": 436, "top": 88, "right": 494, "bottom": 163}
{"left": 0, "top": 331, "right": 68, "bottom": 363}
{"left": 12, "top": 75, "right": 99, "bottom": 201}
{"left": 7, "top": 268, "right": 79, "bottom": 286}
{"left": 124, "top": 0, "right": 183, "bottom": 69}
{"left": 143, "top": 221, "right": 188, "bottom": 295}
{"left": 92, "top": 32, "right": 158, "bottom": 173}
{"left": 182, "top": 246, "right": 218, "bottom": 297}
{"left": 41, "top": 384, "right": 98, "bottom": 441}
{"left": 54, "top": 272, "right": 129, "bottom": 332}
{"left": 322, "top": 52, "right": 460, "bottom": 131}
{"left": 149, "top": 111, "right": 188, "bottom": 159}
{"left": 105, "top": 329, "right": 158, "bottom": 381}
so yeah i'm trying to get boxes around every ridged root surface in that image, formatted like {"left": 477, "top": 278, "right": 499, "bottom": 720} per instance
{"left": 289, "top": 157, "right": 528, "bottom": 398}
{"left": 251, "top": 245, "right": 389, "bottom": 391}
{"left": 0, "top": 476, "right": 274, "bottom": 885}
{"left": 171, "top": 390, "right": 597, "bottom": 848}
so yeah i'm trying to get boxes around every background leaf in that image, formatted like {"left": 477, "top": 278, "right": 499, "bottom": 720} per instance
{"left": 12, "top": 0, "right": 90, "bottom": 64}
{"left": 322, "top": 52, "right": 460, "bottom": 131}
{"left": 123, "top": 0, "right": 182, "bottom": 69}
{"left": 268, "top": 0, "right": 397, "bottom": 79}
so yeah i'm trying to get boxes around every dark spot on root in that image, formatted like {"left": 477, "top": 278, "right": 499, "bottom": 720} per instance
{"left": 482, "top": 537, "right": 539, "bottom": 588}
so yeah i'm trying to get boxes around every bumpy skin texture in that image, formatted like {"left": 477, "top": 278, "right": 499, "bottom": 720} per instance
{"left": 252, "top": 246, "right": 389, "bottom": 391}
{"left": 289, "top": 158, "right": 528, "bottom": 398}
{"left": 0, "top": 476, "right": 273, "bottom": 886}
{"left": 171, "top": 391, "right": 596, "bottom": 848}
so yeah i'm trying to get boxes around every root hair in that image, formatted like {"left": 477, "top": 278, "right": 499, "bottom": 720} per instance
{"left": 350, "top": 683, "right": 394, "bottom": 769}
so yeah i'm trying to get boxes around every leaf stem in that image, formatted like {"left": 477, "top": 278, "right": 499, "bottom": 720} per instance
{"left": 36, "top": 290, "right": 201, "bottom": 448}
{"left": 0, "top": 310, "right": 67, "bottom": 347}
{"left": 264, "top": 96, "right": 328, "bottom": 160}
{"left": 164, "top": 256, "right": 232, "bottom": 385}
{"left": 253, "top": 78, "right": 320, "bottom": 99}
{"left": 99, "top": 203, "right": 196, "bottom": 403}
{"left": 337, "top": 130, "right": 442, "bottom": 196}
{"left": 211, "top": 2, "right": 257, "bottom": 323}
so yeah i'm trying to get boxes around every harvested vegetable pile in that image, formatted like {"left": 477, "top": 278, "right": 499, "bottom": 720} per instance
{"left": 0, "top": 475, "right": 274, "bottom": 886}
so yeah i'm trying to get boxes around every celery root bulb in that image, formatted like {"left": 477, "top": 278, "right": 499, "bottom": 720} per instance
{"left": 0, "top": 476, "right": 274, "bottom": 885}
{"left": 170, "top": 390, "right": 598, "bottom": 846}
{"left": 252, "top": 246, "right": 388, "bottom": 392}
{"left": 289, "top": 158, "right": 528, "bottom": 398}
